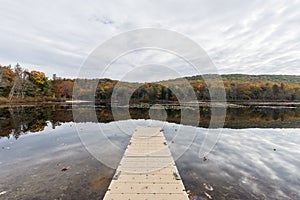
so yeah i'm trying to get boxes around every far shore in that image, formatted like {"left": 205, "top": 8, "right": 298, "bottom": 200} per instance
{"left": 1, "top": 98, "right": 299, "bottom": 108}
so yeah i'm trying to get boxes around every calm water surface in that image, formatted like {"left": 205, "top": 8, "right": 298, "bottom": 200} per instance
{"left": 0, "top": 104, "right": 299, "bottom": 200}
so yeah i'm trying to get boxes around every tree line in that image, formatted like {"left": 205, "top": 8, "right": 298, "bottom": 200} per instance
{"left": 91, "top": 75, "right": 300, "bottom": 102}
{"left": 1, "top": 64, "right": 299, "bottom": 103}
{"left": 0, "top": 64, "right": 74, "bottom": 102}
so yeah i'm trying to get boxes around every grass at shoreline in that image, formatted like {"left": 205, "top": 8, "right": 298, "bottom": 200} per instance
{"left": 0, "top": 97, "right": 67, "bottom": 105}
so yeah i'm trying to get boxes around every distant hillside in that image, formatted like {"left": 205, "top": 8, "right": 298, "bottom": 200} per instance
{"left": 183, "top": 74, "right": 300, "bottom": 101}
{"left": 84, "top": 74, "right": 300, "bottom": 103}
{"left": 187, "top": 74, "right": 300, "bottom": 85}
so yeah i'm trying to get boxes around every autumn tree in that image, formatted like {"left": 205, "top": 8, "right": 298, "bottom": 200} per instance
{"left": 0, "top": 65, "right": 14, "bottom": 97}
{"left": 8, "top": 64, "right": 32, "bottom": 100}
{"left": 52, "top": 79, "right": 74, "bottom": 98}
{"left": 28, "top": 70, "right": 50, "bottom": 96}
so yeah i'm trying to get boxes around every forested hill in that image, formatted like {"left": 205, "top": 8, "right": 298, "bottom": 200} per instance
{"left": 91, "top": 74, "right": 300, "bottom": 102}
{"left": 187, "top": 74, "right": 300, "bottom": 85}
{"left": 180, "top": 74, "right": 300, "bottom": 101}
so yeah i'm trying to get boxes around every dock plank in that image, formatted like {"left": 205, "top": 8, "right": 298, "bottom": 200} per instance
{"left": 103, "top": 127, "right": 189, "bottom": 200}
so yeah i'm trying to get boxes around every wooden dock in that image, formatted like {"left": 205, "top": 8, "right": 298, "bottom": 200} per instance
{"left": 103, "top": 126, "right": 189, "bottom": 200}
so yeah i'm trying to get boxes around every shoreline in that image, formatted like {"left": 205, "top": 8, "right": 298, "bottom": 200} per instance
{"left": 1, "top": 100, "right": 300, "bottom": 108}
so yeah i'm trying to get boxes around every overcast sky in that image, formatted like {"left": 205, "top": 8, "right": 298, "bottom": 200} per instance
{"left": 0, "top": 0, "right": 299, "bottom": 79}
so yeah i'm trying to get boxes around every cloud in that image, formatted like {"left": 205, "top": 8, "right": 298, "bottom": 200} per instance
{"left": 0, "top": 0, "right": 299, "bottom": 79}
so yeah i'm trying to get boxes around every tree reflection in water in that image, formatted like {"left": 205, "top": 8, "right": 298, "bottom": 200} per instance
{"left": 0, "top": 104, "right": 299, "bottom": 139}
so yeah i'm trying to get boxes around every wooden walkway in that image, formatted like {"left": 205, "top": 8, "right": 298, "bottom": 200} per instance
{"left": 103, "top": 126, "right": 189, "bottom": 200}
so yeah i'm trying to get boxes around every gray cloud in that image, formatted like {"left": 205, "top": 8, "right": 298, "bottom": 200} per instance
{"left": 0, "top": 0, "right": 299, "bottom": 79}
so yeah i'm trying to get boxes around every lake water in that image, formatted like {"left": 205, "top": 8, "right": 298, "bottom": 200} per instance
{"left": 0, "top": 104, "right": 299, "bottom": 199}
